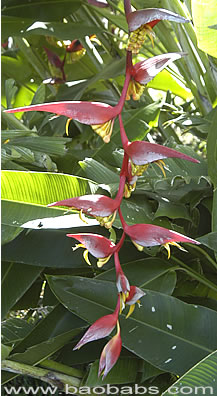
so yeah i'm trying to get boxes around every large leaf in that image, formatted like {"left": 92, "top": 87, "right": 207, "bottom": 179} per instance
{"left": 2, "top": 304, "right": 86, "bottom": 384}
{"left": 1, "top": 227, "right": 104, "bottom": 268}
{"left": 11, "top": 304, "right": 86, "bottom": 355}
{"left": 1, "top": 170, "right": 92, "bottom": 244}
{"left": 192, "top": 0, "right": 217, "bottom": 58}
{"left": 1, "top": 262, "right": 42, "bottom": 319}
{"left": 5, "top": 136, "right": 70, "bottom": 157}
{"left": 2, "top": 329, "right": 81, "bottom": 385}
{"left": 2, "top": 17, "right": 101, "bottom": 41}
{"left": 1, "top": 170, "right": 88, "bottom": 205}
{"left": 1, "top": 224, "right": 23, "bottom": 245}
{"left": 162, "top": 350, "right": 217, "bottom": 395}
{"left": 148, "top": 70, "right": 193, "bottom": 100}
{"left": 2, "top": 226, "right": 144, "bottom": 269}
{"left": 2, "top": 318, "right": 34, "bottom": 347}
{"left": 2, "top": 0, "right": 81, "bottom": 21}
{"left": 198, "top": 232, "right": 217, "bottom": 253}
{"left": 2, "top": 200, "right": 99, "bottom": 229}
{"left": 46, "top": 276, "right": 217, "bottom": 375}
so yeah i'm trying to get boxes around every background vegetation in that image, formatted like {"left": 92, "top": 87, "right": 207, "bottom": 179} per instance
{"left": 2, "top": 0, "right": 217, "bottom": 393}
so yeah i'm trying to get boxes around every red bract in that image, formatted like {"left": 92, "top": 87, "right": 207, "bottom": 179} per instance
{"left": 73, "top": 296, "right": 120, "bottom": 350}
{"left": 48, "top": 174, "right": 126, "bottom": 228}
{"left": 98, "top": 321, "right": 122, "bottom": 379}
{"left": 4, "top": 71, "right": 131, "bottom": 143}
{"left": 4, "top": 101, "right": 115, "bottom": 143}
{"left": 67, "top": 232, "right": 125, "bottom": 267}
{"left": 125, "top": 286, "right": 145, "bottom": 318}
{"left": 119, "top": 114, "right": 199, "bottom": 178}
{"left": 127, "top": 8, "right": 189, "bottom": 31}
{"left": 127, "top": 8, "right": 189, "bottom": 53}
{"left": 125, "top": 141, "right": 199, "bottom": 178}
{"left": 119, "top": 209, "right": 200, "bottom": 259}
{"left": 127, "top": 52, "right": 186, "bottom": 100}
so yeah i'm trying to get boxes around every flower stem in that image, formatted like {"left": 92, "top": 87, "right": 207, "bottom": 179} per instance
{"left": 115, "top": 174, "right": 126, "bottom": 203}
{"left": 118, "top": 208, "right": 128, "bottom": 230}
{"left": 114, "top": 231, "right": 126, "bottom": 253}
{"left": 114, "top": 294, "right": 121, "bottom": 316}
{"left": 124, "top": 0, "right": 132, "bottom": 17}
{"left": 116, "top": 70, "right": 131, "bottom": 113}
{"left": 119, "top": 113, "right": 129, "bottom": 148}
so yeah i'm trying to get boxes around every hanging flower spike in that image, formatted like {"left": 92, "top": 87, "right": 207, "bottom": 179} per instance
{"left": 119, "top": 114, "right": 199, "bottom": 179}
{"left": 125, "top": 286, "right": 145, "bottom": 319}
{"left": 118, "top": 209, "right": 200, "bottom": 259}
{"left": 114, "top": 252, "right": 130, "bottom": 303}
{"left": 98, "top": 320, "right": 122, "bottom": 379}
{"left": 126, "top": 52, "right": 186, "bottom": 101}
{"left": 48, "top": 154, "right": 128, "bottom": 228}
{"left": 4, "top": 68, "right": 131, "bottom": 143}
{"left": 127, "top": 8, "right": 189, "bottom": 54}
{"left": 67, "top": 232, "right": 125, "bottom": 267}
{"left": 73, "top": 295, "right": 120, "bottom": 350}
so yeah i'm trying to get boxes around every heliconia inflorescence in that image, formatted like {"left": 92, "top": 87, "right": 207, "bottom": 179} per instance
{"left": 5, "top": 0, "right": 201, "bottom": 378}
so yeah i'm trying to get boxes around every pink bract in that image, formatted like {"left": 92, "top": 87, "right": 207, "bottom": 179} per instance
{"left": 74, "top": 296, "right": 120, "bottom": 350}
{"left": 66, "top": 233, "right": 116, "bottom": 258}
{"left": 123, "top": 222, "right": 200, "bottom": 248}
{"left": 125, "top": 140, "right": 200, "bottom": 165}
{"left": 4, "top": 101, "right": 116, "bottom": 125}
{"left": 98, "top": 322, "right": 122, "bottom": 379}
{"left": 127, "top": 8, "right": 189, "bottom": 32}
{"left": 131, "top": 53, "right": 186, "bottom": 85}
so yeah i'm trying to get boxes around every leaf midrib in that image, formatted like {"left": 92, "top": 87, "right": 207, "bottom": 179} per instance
{"left": 50, "top": 284, "right": 213, "bottom": 353}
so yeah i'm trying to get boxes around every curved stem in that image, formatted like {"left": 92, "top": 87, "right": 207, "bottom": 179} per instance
{"left": 120, "top": 151, "right": 129, "bottom": 176}
{"left": 126, "top": 50, "right": 133, "bottom": 71}
{"left": 118, "top": 208, "right": 128, "bottom": 231}
{"left": 114, "top": 231, "right": 126, "bottom": 253}
{"left": 119, "top": 113, "right": 129, "bottom": 148}
{"left": 114, "top": 293, "right": 121, "bottom": 316}
{"left": 114, "top": 251, "right": 121, "bottom": 273}
{"left": 115, "top": 174, "right": 126, "bottom": 204}
{"left": 115, "top": 70, "right": 131, "bottom": 113}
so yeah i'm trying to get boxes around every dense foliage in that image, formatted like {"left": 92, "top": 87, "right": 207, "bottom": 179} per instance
{"left": 2, "top": 0, "right": 217, "bottom": 394}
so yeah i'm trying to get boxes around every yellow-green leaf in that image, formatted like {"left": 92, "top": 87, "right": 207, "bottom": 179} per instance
{"left": 192, "top": 0, "right": 217, "bottom": 58}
